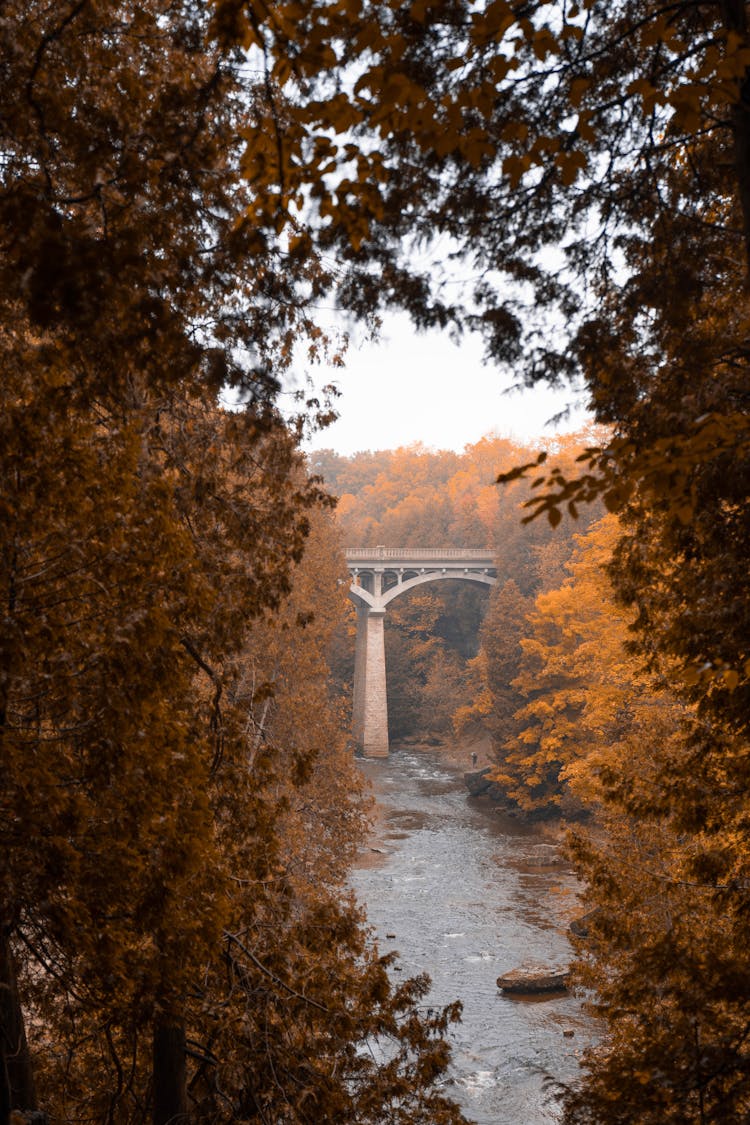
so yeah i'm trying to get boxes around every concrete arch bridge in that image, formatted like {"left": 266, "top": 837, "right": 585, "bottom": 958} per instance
{"left": 345, "top": 547, "right": 497, "bottom": 757}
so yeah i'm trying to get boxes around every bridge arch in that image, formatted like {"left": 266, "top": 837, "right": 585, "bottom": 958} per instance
{"left": 349, "top": 569, "right": 496, "bottom": 611}
{"left": 345, "top": 548, "right": 497, "bottom": 757}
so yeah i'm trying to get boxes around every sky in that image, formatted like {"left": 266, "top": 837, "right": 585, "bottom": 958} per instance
{"left": 298, "top": 311, "right": 592, "bottom": 456}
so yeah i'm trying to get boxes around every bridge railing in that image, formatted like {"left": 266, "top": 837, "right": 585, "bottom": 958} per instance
{"left": 345, "top": 547, "right": 496, "bottom": 562}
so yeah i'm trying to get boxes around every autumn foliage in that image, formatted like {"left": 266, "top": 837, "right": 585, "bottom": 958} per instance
{"left": 315, "top": 437, "right": 600, "bottom": 743}
{"left": 0, "top": 3, "right": 469, "bottom": 1122}
{"left": 307, "top": 0, "right": 750, "bottom": 1110}
{"left": 5, "top": 0, "right": 750, "bottom": 1121}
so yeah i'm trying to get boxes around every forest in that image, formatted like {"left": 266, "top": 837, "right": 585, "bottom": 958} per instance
{"left": 3, "top": 1, "right": 750, "bottom": 1123}
{"left": 314, "top": 437, "right": 602, "bottom": 745}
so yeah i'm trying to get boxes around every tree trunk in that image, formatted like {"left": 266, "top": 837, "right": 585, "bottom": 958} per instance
{"left": 721, "top": 0, "right": 750, "bottom": 276}
{"left": 0, "top": 928, "right": 37, "bottom": 1125}
{"left": 152, "top": 1018, "right": 188, "bottom": 1125}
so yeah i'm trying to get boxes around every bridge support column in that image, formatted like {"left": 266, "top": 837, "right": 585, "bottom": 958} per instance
{"left": 352, "top": 606, "right": 389, "bottom": 758}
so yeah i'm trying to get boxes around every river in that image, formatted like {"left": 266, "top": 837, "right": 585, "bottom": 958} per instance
{"left": 351, "top": 746, "right": 596, "bottom": 1125}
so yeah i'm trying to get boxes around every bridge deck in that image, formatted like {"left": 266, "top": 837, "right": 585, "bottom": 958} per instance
{"left": 345, "top": 547, "right": 495, "bottom": 564}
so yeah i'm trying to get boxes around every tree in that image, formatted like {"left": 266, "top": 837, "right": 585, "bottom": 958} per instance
{"left": 487, "top": 516, "right": 672, "bottom": 813}
{"left": 0, "top": 4, "right": 343, "bottom": 1118}
{"left": 385, "top": 591, "right": 449, "bottom": 740}
{"left": 2, "top": 0, "right": 355, "bottom": 407}
{"left": 204, "top": 2, "right": 743, "bottom": 380}
{"left": 0, "top": 377, "right": 326, "bottom": 1120}
{"left": 562, "top": 721, "right": 750, "bottom": 1125}
{"left": 454, "top": 578, "right": 531, "bottom": 750}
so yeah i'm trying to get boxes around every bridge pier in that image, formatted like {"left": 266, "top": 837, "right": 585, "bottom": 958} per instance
{"left": 352, "top": 606, "right": 389, "bottom": 757}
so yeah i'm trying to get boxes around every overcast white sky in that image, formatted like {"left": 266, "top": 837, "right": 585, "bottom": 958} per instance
{"left": 299, "top": 311, "right": 592, "bottom": 456}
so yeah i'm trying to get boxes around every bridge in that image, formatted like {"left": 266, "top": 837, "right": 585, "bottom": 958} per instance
{"left": 345, "top": 547, "right": 497, "bottom": 757}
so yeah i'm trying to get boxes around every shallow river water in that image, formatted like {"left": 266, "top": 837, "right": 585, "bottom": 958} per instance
{"left": 351, "top": 747, "right": 596, "bottom": 1125}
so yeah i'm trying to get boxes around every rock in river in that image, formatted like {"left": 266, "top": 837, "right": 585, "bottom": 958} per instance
{"left": 497, "top": 965, "right": 570, "bottom": 994}
{"left": 464, "top": 766, "right": 493, "bottom": 796}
